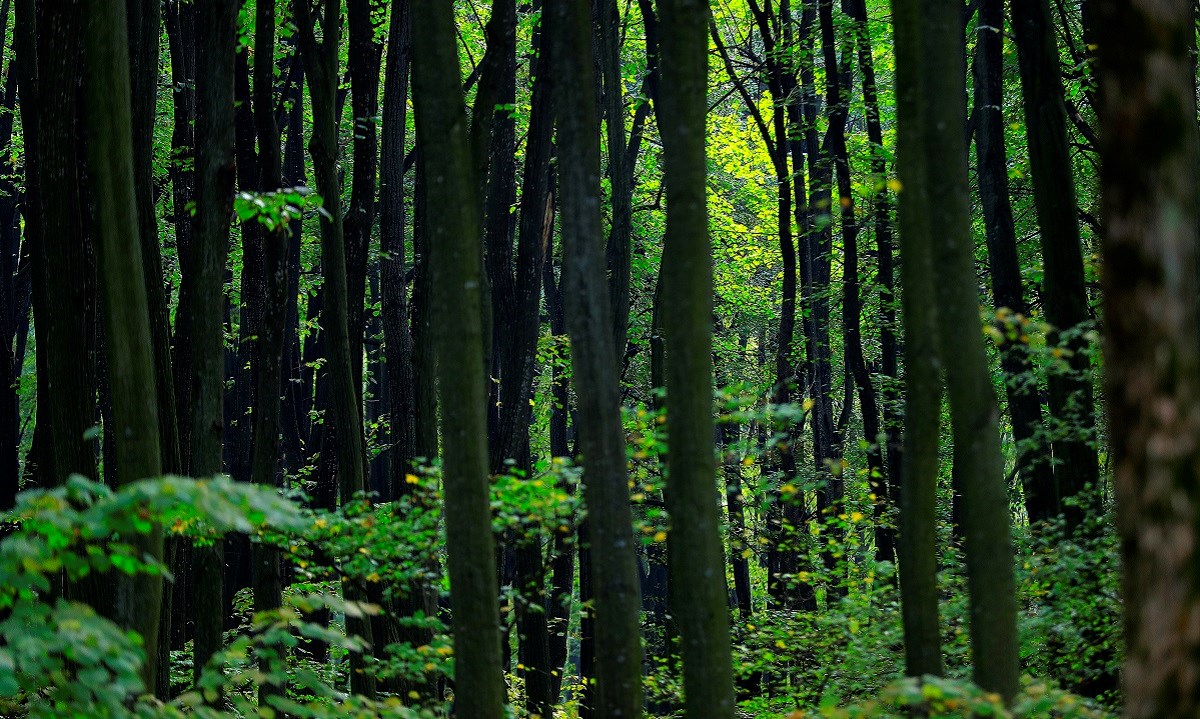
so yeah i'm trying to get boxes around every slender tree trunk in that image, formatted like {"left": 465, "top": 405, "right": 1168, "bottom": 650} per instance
{"left": 410, "top": 0, "right": 506, "bottom": 714}
{"left": 410, "top": 154, "right": 438, "bottom": 463}
{"left": 381, "top": 0, "right": 416, "bottom": 498}
{"left": 850, "top": 0, "right": 902, "bottom": 566}
{"left": 295, "top": 0, "right": 377, "bottom": 697}
{"left": 542, "top": 232, "right": 576, "bottom": 702}
{"left": 124, "top": 0, "right": 181, "bottom": 690}
{"left": 811, "top": 0, "right": 842, "bottom": 542}
{"left": 250, "top": 0, "right": 287, "bottom": 706}
{"left": 722, "top": 422, "right": 753, "bottom": 619}
{"left": 13, "top": 0, "right": 48, "bottom": 491}
{"left": 347, "top": 0, "right": 382, "bottom": 418}
{"left": 925, "top": 0, "right": 1020, "bottom": 697}
{"left": 1011, "top": 0, "right": 1101, "bottom": 527}
{"left": 973, "top": 0, "right": 1056, "bottom": 523}
{"left": 548, "top": 0, "right": 645, "bottom": 713}
{"left": 597, "top": 0, "right": 632, "bottom": 358}
{"left": 280, "top": 69, "right": 309, "bottom": 481}
{"left": 83, "top": 0, "right": 165, "bottom": 693}
{"left": 166, "top": 0, "right": 197, "bottom": 477}
{"left": 658, "top": 0, "right": 736, "bottom": 715}
{"left": 1097, "top": 0, "right": 1200, "bottom": 713}
{"left": 188, "top": 0, "right": 237, "bottom": 684}
{"left": 891, "top": 0, "right": 944, "bottom": 680}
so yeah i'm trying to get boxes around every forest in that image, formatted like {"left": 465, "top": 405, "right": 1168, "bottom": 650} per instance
{"left": 0, "top": 0, "right": 1196, "bottom": 716}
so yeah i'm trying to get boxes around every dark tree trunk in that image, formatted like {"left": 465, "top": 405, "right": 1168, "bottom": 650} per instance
{"left": 187, "top": 0, "right": 237, "bottom": 685}
{"left": 597, "top": 0, "right": 632, "bottom": 358}
{"left": 295, "top": 0, "right": 376, "bottom": 697}
{"left": 1097, "top": 0, "right": 1200, "bottom": 713}
{"left": 83, "top": 0, "right": 165, "bottom": 692}
{"left": 1011, "top": 0, "right": 1101, "bottom": 528}
{"left": 124, "top": 0, "right": 181, "bottom": 691}
{"left": 410, "top": 0, "right": 506, "bottom": 713}
{"left": 381, "top": 0, "right": 416, "bottom": 495}
{"left": 280, "top": 61, "right": 309, "bottom": 480}
{"left": 925, "top": 0, "right": 1020, "bottom": 698}
{"left": 166, "top": 0, "right": 197, "bottom": 477}
{"left": 548, "top": 0, "right": 645, "bottom": 712}
{"left": 973, "top": 0, "right": 1056, "bottom": 524}
{"left": 891, "top": 0, "right": 944, "bottom": 680}
{"left": 658, "top": 0, "right": 736, "bottom": 714}
{"left": 30, "top": 0, "right": 98, "bottom": 489}
{"left": 249, "top": 0, "right": 287, "bottom": 706}
{"left": 810, "top": 0, "right": 842, "bottom": 544}
{"left": 346, "top": 0, "right": 382, "bottom": 420}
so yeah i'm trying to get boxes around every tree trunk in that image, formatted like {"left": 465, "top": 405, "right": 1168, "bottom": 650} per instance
{"left": 346, "top": 0, "right": 382, "bottom": 419}
{"left": 295, "top": 0, "right": 376, "bottom": 698}
{"left": 249, "top": 0, "right": 287, "bottom": 706}
{"left": 891, "top": 0, "right": 944, "bottom": 680}
{"left": 1097, "top": 0, "right": 1200, "bottom": 713}
{"left": 410, "top": 0, "right": 506, "bottom": 714}
{"left": 973, "top": 0, "right": 1056, "bottom": 523}
{"left": 280, "top": 59, "right": 309, "bottom": 481}
{"left": 166, "top": 0, "right": 197, "bottom": 477}
{"left": 188, "top": 0, "right": 237, "bottom": 684}
{"left": 548, "top": 0, "right": 645, "bottom": 713}
{"left": 1011, "top": 0, "right": 1101, "bottom": 527}
{"left": 924, "top": 0, "right": 1020, "bottom": 698}
{"left": 658, "top": 0, "right": 737, "bottom": 715}
{"left": 31, "top": 0, "right": 98, "bottom": 490}
{"left": 82, "top": 0, "right": 165, "bottom": 693}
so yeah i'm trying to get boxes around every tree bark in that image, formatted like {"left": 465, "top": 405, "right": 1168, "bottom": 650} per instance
{"left": 1011, "top": 0, "right": 1101, "bottom": 527}
{"left": 249, "top": 0, "right": 287, "bottom": 706}
{"left": 294, "top": 0, "right": 377, "bottom": 697}
{"left": 658, "top": 0, "right": 737, "bottom": 715}
{"left": 973, "top": 0, "right": 1056, "bottom": 524}
{"left": 924, "top": 0, "right": 1020, "bottom": 698}
{"left": 83, "top": 0, "right": 165, "bottom": 693}
{"left": 548, "top": 0, "right": 645, "bottom": 712}
{"left": 891, "top": 0, "right": 944, "bottom": 680}
{"left": 187, "top": 0, "right": 237, "bottom": 684}
{"left": 1097, "top": 0, "right": 1200, "bottom": 713}
{"left": 30, "top": 0, "right": 98, "bottom": 490}
{"left": 410, "top": 0, "right": 506, "bottom": 714}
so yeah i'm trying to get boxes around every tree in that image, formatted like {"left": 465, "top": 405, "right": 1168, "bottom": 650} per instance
{"left": 548, "top": 0, "right": 645, "bottom": 712}
{"left": 890, "top": 0, "right": 944, "bottom": 680}
{"left": 972, "top": 0, "right": 1056, "bottom": 523}
{"left": 1011, "top": 0, "right": 1101, "bottom": 526}
{"left": 187, "top": 0, "right": 237, "bottom": 683}
{"left": 249, "top": 0, "right": 287, "bottom": 704}
{"left": 916, "top": 0, "right": 1020, "bottom": 697}
{"left": 658, "top": 0, "right": 738, "bottom": 714}
{"left": 294, "top": 0, "right": 376, "bottom": 696}
{"left": 29, "top": 0, "right": 97, "bottom": 493}
{"left": 1097, "top": 0, "right": 1200, "bottom": 713}
{"left": 409, "top": 0, "right": 506, "bottom": 715}
{"left": 82, "top": 0, "right": 165, "bottom": 693}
